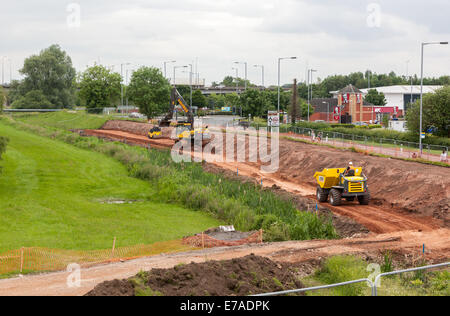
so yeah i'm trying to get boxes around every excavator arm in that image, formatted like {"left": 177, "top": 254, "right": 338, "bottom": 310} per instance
{"left": 160, "top": 88, "right": 194, "bottom": 129}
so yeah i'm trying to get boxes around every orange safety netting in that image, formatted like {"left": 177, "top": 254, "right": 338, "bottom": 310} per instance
{"left": 0, "top": 240, "right": 196, "bottom": 275}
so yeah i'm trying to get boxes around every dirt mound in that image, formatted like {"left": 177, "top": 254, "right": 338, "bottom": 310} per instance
{"left": 275, "top": 140, "right": 450, "bottom": 224}
{"left": 85, "top": 254, "right": 304, "bottom": 296}
{"left": 102, "top": 120, "right": 174, "bottom": 138}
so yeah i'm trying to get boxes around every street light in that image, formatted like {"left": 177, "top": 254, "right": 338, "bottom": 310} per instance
{"left": 419, "top": 41, "right": 448, "bottom": 154}
{"left": 278, "top": 57, "right": 298, "bottom": 113}
{"left": 253, "top": 65, "right": 265, "bottom": 88}
{"left": 234, "top": 62, "right": 248, "bottom": 90}
{"left": 164, "top": 60, "right": 176, "bottom": 79}
{"left": 232, "top": 67, "right": 239, "bottom": 93}
{"left": 173, "top": 65, "right": 188, "bottom": 87}
{"left": 121, "top": 62, "right": 131, "bottom": 106}
{"left": 308, "top": 69, "right": 317, "bottom": 121}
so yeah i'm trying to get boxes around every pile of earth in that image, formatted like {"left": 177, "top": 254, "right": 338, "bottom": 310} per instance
{"left": 101, "top": 120, "right": 174, "bottom": 138}
{"left": 85, "top": 254, "right": 304, "bottom": 296}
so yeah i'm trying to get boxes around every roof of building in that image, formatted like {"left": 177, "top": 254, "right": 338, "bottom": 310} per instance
{"left": 359, "top": 85, "right": 443, "bottom": 94}
{"left": 331, "top": 85, "right": 443, "bottom": 95}
{"left": 310, "top": 98, "right": 338, "bottom": 113}
{"left": 338, "top": 84, "right": 363, "bottom": 94}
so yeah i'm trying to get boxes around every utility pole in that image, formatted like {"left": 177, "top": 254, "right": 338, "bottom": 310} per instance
{"left": 278, "top": 57, "right": 298, "bottom": 113}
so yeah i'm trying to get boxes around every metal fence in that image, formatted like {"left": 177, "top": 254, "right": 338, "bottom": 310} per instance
{"left": 253, "top": 262, "right": 449, "bottom": 297}
{"left": 278, "top": 126, "right": 449, "bottom": 164}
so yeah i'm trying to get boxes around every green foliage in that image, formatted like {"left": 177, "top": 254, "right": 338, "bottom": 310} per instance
{"left": 0, "top": 136, "right": 8, "bottom": 161}
{"left": 304, "top": 71, "right": 450, "bottom": 98}
{"left": 78, "top": 65, "right": 121, "bottom": 112}
{"left": 0, "top": 87, "right": 5, "bottom": 112}
{"left": 13, "top": 44, "right": 76, "bottom": 108}
{"left": 315, "top": 256, "right": 367, "bottom": 296}
{"left": 127, "top": 67, "right": 171, "bottom": 118}
{"left": 364, "top": 89, "right": 387, "bottom": 106}
{"left": 406, "top": 86, "right": 450, "bottom": 137}
{"left": 192, "top": 90, "right": 207, "bottom": 108}
{"left": 11, "top": 90, "right": 54, "bottom": 109}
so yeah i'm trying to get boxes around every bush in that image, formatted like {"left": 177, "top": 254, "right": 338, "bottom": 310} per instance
{"left": 315, "top": 256, "right": 367, "bottom": 296}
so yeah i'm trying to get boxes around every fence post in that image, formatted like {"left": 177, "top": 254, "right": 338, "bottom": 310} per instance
{"left": 202, "top": 232, "right": 205, "bottom": 249}
{"left": 20, "top": 247, "right": 24, "bottom": 274}
{"left": 111, "top": 237, "right": 116, "bottom": 259}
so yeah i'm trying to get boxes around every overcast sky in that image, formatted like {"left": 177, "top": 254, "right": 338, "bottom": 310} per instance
{"left": 1, "top": 0, "right": 449, "bottom": 86}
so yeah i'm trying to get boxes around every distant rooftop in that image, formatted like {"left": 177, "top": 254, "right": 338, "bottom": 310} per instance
{"left": 331, "top": 85, "right": 443, "bottom": 95}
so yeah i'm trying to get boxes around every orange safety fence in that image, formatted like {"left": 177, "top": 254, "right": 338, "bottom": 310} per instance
{"left": 0, "top": 240, "right": 197, "bottom": 276}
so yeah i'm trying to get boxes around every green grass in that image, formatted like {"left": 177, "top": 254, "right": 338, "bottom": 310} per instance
{"left": 301, "top": 255, "right": 449, "bottom": 296}
{"left": 10, "top": 111, "right": 111, "bottom": 130}
{"left": 0, "top": 122, "right": 221, "bottom": 252}
{"left": 2, "top": 113, "right": 338, "bottom": 242}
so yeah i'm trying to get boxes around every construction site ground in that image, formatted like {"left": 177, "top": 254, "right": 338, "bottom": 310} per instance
{"left": 1, "top": 120, "right": 448, "bottom": 296}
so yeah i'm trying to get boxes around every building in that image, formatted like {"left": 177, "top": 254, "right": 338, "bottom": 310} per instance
{"left": 332, "top": 85, "right": 443, "bottom": 114}
{"left": 311, "top": 85, "right": 379, "bottom": 124}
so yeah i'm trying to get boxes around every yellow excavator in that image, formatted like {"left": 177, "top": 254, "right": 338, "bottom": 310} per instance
{"left": 148, "top": 87, "right": 211, "bottom": 145}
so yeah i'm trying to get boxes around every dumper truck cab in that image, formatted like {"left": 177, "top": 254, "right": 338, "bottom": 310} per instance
{"left": 314, "top": 167, "right": 370, "bottom": 206}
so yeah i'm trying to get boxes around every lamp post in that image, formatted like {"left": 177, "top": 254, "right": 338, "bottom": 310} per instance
{"left": 278, "top": 57, "right": 298, "bottom": 113}
{"left": 164, "top": 60, "right": 176, "bottom": 79}
{"left": 173, "top": 65, "right": 188, "bottom": 87}
{"left": 120, "top": 62, "right": 131, "bottom": 106}
{"left": 234, "top": 62, "right": 248, "bottom": 90}
{"left": 419, "top": 41, "right": 448, "bottom": 155}
{"left": 1, "top": 56, "right": 6, "bottom": 85}
{"left": 307, "top": 69, "right": 317, "bottom": 121}
{"left": 232, "top": 67, "right": 239, "bottom": 93}
{"left": 254, "top": 65, "right": 265, "bottom": 88}
{"left": 189, "top": 64, "right": 193, "bottom": 108}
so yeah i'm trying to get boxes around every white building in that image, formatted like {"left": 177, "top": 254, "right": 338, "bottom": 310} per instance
{"left": 332, "top": 85, "right": 443, "bottom": 114}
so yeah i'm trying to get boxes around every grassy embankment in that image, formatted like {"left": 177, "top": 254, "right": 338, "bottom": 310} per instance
{"left": 2, "top": 112, "right": 337, "bottom": 242}
{"left": 0, "top": 121, "right": 221, "bottom": 252}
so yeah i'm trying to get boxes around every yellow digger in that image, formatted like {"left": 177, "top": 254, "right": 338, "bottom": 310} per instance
{"left": 157, "top": 87, "right": 211, "bottom": 145}
{"left": 314, "top": 167, "right": 370, "bottom": 206}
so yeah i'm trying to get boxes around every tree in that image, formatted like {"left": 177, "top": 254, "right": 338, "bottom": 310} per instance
{"left": 127, "top": 67, "right": 171, "bottom": 118}
{"left": 364, "top": 89, "right": 387, "bottom": 106}
{"left": 0, "top": 87, "right": 4, "bottom": 112}
{"left": 11, "top": 90, "right": 54, "bottom": 109}
{"left": 406, "top": 86, "right": 450, "bottom": 137}
{"left": 192, "top": 90, "right": 207, "bottom": 108}
{"left": 78, "top": 65, "right": 121, "bottom": 112}
{"left": 18, "top": 44, "right": 76, "bottom": 108}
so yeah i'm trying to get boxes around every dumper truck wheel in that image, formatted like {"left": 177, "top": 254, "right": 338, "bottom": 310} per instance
{"left": 358, "top": 192, "right": 370, "bottom": 205}
{"left": 329, "top": 189, "right": 342, "bottom": 206}
{"left": 316, "top": 187, "right": 329, "bottom": 203}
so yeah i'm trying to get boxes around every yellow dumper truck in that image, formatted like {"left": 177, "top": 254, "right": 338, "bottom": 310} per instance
{"left": 314, "top": 167, "right": 370, "bottom": 206}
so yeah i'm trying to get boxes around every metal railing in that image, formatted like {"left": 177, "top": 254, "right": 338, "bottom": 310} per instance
{"left": 253, "top": 262, "right": 450, "bottom": 297}
{"left": 276, "top": 125, "right": 449, "bottom": 164}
